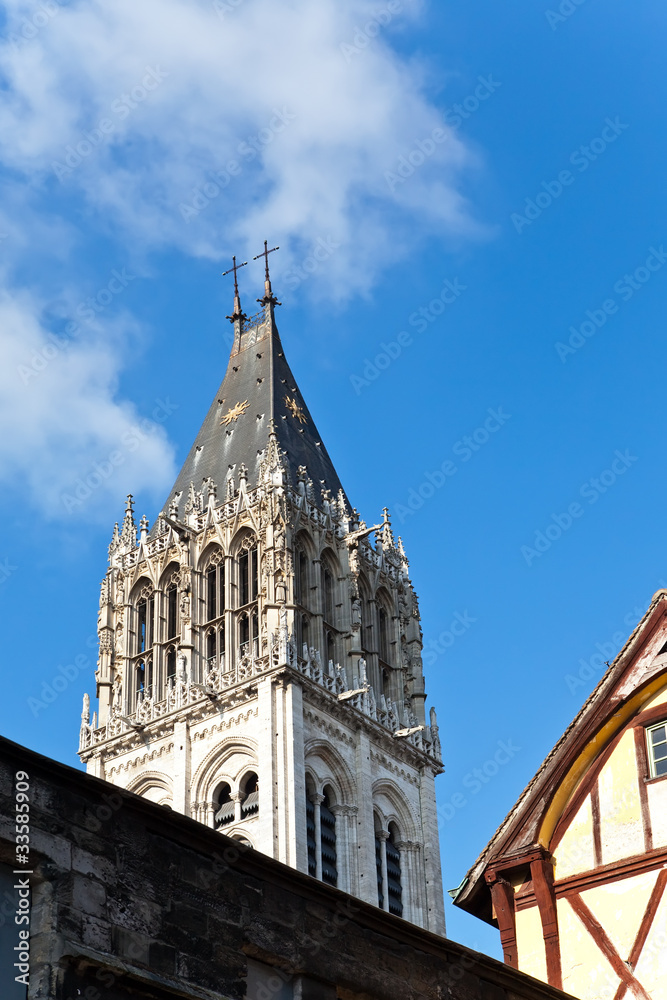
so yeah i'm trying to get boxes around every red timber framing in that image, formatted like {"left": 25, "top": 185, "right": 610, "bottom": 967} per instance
{"left": 485, "top": 874, "right": 518, "bottom": 968}
{"left": 485, "top": 848, "right": 562, "bottom": 988}
{"left": 568, "top": 894, "right": 654, "bottom": 1000}
{"left": 530, "top": 858, "right": 562, "bottom": 990}
{"left": 453, "top": 593, "right": 667, "bottom": 999}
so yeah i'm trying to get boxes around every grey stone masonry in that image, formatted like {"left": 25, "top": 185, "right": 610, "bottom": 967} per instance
{"left": 0, "top": 737, "right": 576, "bottom": 1000}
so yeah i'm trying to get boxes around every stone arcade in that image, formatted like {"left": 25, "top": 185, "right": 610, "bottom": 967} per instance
{"left": 78, "top": 259, "right": 446, "bottom": 934}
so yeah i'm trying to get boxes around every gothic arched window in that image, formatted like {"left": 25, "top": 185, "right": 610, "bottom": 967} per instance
{"left": 236, "top": 537, "right": 258, "bottom": 659}
{"left": 204, "top": 552, "right": 225, "bottom": 621}
{"left": 325, "top": 628, "right": 335, "bottom": 666}
{"left": 300, "top": 614, "right": 310, "bottom": 654}
{"left": 240, "top": 772, "right": 259, "bottom": 818}
{"left": 295, "top": 547, "right": 308, "bottom": 606}
{"left": 167, "top": 582, "right": 178, "bottom": 640}
{"left": 305, "top": 783, "right": 337, "bottom": 887}
{"left": 375, "top": 818, "right": 403, "bottom": 917}
{"left": 386, "top": 824, "right": 403, "bottom": 917}
{"left": 134, "top": 587, "right": 154, "bottom": 656}
{"left": 203, "top": 552, "right": 225, "bottom": 672}
{"left": 238, "top": 541, "right": 258, "bottom": 607}
{"left": 130, "top": 583, "right": 154, "bottom": 710}
{"left": 214, "top": 782, "right": 234, "bottom": 828}
{"left": 135, "top": 660, "right": 146, "bottom": 702}
{"left": 320, "top": 788, "right": 338, "bottom": 887}
{"left": 378, "top": 605, "right": 391, "bottom": 665}
{"left": 359, "top": 578, "right": 373, "bottom": 661}
{"left": 323, "top": 565, "right": 335, "bottom": 624}
{"left": 166, "top": 646, "right": 177, "bottom": 688}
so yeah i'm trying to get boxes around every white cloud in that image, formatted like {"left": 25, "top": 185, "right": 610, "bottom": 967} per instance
{"left": 0, "top": 287, "right": 176, "bottom": 520}
{"left": 0, "top": 0, "right": 487, "bottom": 518}
{"left": 0, "top": 0, "right": 485, "bottom": 296}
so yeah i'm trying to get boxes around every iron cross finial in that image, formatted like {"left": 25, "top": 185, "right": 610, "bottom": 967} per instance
{"left": 222, "top": 255, "right": 248, "bottom": 298}
{"left": 252, "top": 240, "right": 279, "bottom": 283}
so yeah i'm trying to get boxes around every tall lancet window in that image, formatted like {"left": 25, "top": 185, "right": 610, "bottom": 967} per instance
{"left": 305, "top": 784, "right": 338, "bottom": 888}
{"left": 378, "top": 605, "right": 391, "bottom": 665}
{"left": 320, "top": 789, "right": 338, "bottom": 887}
{"left": 131, "top": 584, "right": 154, "bottom": 709}
{"left": 321, "top": 553, "right": 340, "bottom": 665}
{"left": 237, "top": 537, "right": 259, "bottom": 658}
{"left": 386, "top": 824, "right": 403, "bottom": 916}
{"left": 323, "top": 565, "right": 335, "bottom": 623}
{"left": 238, "top": 539, "right": 258, "bottom": 607}
{"left": 203, "top": 551, "right": 225, "bottom": 672}
{"left": 295, "top": 547, "right": 308, "bottom": 607}
{"left": 375, "top": 818, "right": 403, "bottom": 917}
{"left": 167, "top": 582, "right": 178, "bottom": 640}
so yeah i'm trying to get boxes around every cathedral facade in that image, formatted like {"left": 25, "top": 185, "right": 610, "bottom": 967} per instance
{"left": 78, "top": 264, "right": 446, "bottom": 935}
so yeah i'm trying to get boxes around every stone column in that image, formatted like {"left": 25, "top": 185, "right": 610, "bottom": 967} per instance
{"left": 331, "top": 804, "right": 356, "bottom": 893}
{"left": 172, "top": 719, "right": 191, "bottom": 817}
{"left": 419, "top": 767, "right": 446, "bottom": 935}
{"left": 205, "top": 800, "right": 216, "bottom": 829}
{"left": 378, "top": 829, "right": 389, "bottom": 912}
{"left": 256, "top": 677, "right": 276, "bottom": 858}
{"left": 287, "top": 681, "right": 307, "bottom": 873}
{"left": 312, "top": 792, "right": 324, "bottom": 880}
{"left": 355, "top": 730, "right": 377, "bottom": 905}
{"left": 396, "top": 841, "right": 421, "bottom": 926}
{"left": 232, "top": 791, "right": 244, "bottom": 823}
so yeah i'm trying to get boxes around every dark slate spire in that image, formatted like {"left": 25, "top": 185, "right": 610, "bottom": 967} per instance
{"left": 159, "top": 270, "right": 348, "bottom": 523}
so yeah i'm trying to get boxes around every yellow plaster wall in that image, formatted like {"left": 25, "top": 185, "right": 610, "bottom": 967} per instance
{"left": 514, "top": 905, "right": 547, "bottom": 983}
{"left": 647, "top": 779, "right": 667, "bottom": 847}
{"left": 553, "top": 794, "right": 595, "bottom": 878}
{"left": 598, "top": 730, "right": 643, "bottom": 864}
{"left": 580, "top": 870, "right": 657, "bottom": 961}
{"left": 557, "top": 897, "right": 620, "bottom": 1000}
{"left": 641, "top": 683, "right": 667, "bottom": 711}
{"left": 633, "top": 885, "right": 667, "bottom": 1000}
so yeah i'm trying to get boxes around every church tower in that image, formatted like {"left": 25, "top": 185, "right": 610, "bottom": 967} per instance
{"left": 79, "top": 253, "right": 446, "bottom": 934}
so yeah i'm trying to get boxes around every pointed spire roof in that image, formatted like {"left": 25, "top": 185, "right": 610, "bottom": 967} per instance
{"left": 159, "top": 280, "right": 348, "bottom": 523}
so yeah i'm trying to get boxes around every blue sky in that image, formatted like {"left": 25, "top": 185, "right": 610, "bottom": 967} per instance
{"left": 1, "top": 0, "right": 666, "bottom": 958}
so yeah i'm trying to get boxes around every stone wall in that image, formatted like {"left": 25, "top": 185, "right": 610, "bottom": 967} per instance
{"left": 0, "top": 737, "right": 573, "bottom": 1000}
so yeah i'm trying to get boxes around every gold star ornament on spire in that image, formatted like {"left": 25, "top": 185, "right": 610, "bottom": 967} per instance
{"left": 285, "top": 396, "right": 307, "bottom": 423}
{"left": 220, "top": 399, "right": 249, "bottom": 425}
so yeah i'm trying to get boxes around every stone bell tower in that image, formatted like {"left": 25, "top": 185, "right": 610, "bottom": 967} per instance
{"left": 79, "top": 252, "right": 446, "bottom": 934}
